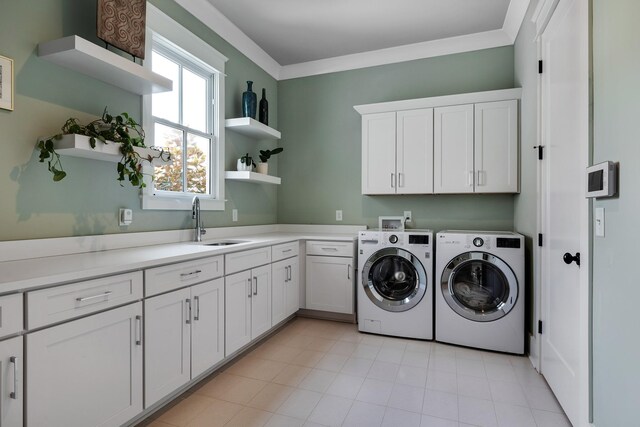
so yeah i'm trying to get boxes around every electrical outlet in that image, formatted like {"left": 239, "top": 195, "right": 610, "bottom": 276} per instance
{"left": 119, "top": 208, "right": 133, "bottom": 226}
{"left": 336, "top": 210, "right": 343, "bottom": 221}
{"left": 404, "top": 211, "right": 412, "bottom": 223}
{"left": 232, "top": 209, "right": 238, "bottom": 222}
{"left": 595, "top": 207, "right": 605, "bottom": 237}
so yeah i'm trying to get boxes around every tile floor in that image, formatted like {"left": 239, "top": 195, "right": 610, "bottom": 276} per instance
{"left": 139, "top": 318, "right": 571, "bottom": 427}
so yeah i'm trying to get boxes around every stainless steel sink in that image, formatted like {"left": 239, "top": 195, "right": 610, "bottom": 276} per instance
{"left": 201, "top": 240, "right": 248, "bottom": 246}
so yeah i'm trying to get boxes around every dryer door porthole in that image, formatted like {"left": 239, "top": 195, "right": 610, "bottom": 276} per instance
{"left": 362, "top": 248, "right": 427, "bottom": 312}
{"left": 440, "top": 252, "right": 518, "bottom": 322}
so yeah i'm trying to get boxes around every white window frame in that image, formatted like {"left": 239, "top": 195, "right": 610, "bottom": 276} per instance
{"left": 142, "top": 3, "right": 228, "bottom": 211}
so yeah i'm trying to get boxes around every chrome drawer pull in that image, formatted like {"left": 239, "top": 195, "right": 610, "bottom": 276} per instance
{"left": 10, "top": 356, "right": 18, "bottom": 399}
{"left": 76, "top": 291, "right": 112, "bottom": 302}
{"left": 194, "top": 296, "right": 200, "bottom": 321}
{"left": 135, "top": 315, "right": 142, "bottom": 345}
{"left": 180, "top": 269, "right": 202, "bottom": 278}
{"left": 185, "top": 299, "right": 192, "bottom": 324}
{"left": 253, "top": 276, "right": 258, "bottom": 296}
{"left": 282, "top": 249, "right": 292, "bottom": 253}
{"left": 248, "top": 278, "right": 252, "bottom": 298}
{"left": 321, "top": 247, "right": 339, "bottom": 251}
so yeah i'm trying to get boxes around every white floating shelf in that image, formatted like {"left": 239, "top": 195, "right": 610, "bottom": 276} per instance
{"left": 50, "top": 134, "right": 171, "bottom": 166}
{"left": 38, "top": 35, "right": 172, "bottom": 95}
{"left": 225, "top": 171, "right": 281, "bottom": 185}
{"left": 225, "top": 118, "right": 281, "bottom": 140}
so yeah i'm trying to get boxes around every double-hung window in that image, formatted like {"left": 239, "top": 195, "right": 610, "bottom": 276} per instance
{"left": 142, "top": 5, "right": 227, "bottom": 210}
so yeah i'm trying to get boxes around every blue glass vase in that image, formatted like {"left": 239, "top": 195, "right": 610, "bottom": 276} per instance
{"left": 242, "top": 81, "right": 257, "bottom": 119}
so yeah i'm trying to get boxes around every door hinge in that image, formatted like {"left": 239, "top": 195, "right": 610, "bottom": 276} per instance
{"left": 538, "top": 320, "right": 543, "bottom": 334}
{"left": 538, "top": 60, "right": 543, "bottom": 74}
{"left": 537, "top": 145, "right": 544, "bottom": 160}
{"left": 538, "top": 233, "right": 543, "bottom": 247}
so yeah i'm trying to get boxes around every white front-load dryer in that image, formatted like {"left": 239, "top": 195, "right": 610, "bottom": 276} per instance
{"left": 435, "top": 231, "right": 525, "bottom": 354}
{"left": 357, "top": 230, "right": 433, "bottom": 340}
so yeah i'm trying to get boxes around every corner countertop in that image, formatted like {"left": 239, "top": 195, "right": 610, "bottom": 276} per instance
{"left": 0, "top": 231, "right": 359, "bottom": 293}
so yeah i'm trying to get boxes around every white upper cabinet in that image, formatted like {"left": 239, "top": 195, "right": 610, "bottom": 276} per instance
{"left": 355, "top": 88, "right": 521, "bottom": 195}
{"left": 434, "top": 104, "right": 475, "bottom": 193}
{"left": 474, "top": 100, "right": 518, "bottom": 193}
{"left": 361, "top": 109, "right": 434, "bottom": 195}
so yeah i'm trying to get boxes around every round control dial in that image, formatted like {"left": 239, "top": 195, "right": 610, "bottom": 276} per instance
{"left": 389, "top": 235, "right": 398, "bottom": 244}
{"left": 473, "top": 237, "right": 484, "bottom": 247}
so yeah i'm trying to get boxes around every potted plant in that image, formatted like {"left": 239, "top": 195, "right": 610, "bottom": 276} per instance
{"left": 236, "top": 153, "right": 255, "bottom": 171}
{"left": 37, "top": 108, "right": 170, "bottom": 188}
{"left": 256, "top": 147, "right": 283, "bottom": 175}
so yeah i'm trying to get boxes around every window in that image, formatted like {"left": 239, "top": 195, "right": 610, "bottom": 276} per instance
{"left": 142, "top": 5, "right": 227, "bottom": 210}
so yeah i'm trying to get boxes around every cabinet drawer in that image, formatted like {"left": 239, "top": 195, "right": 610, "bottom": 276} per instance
{"left": 272, "top": 241, "right": 299, "bottom": 262}
{"left": 306, "top": 240, "right": 354, "bottom": 257}
{"left": 0, "top": 293, "right": 23, "bottom": 338}
{"left": 225, "top": 247, "right": 272, "bottom": 275}
{"left": 145, "top": 256, "right": 223, "bottom": 297}
{"left": 27, "top": 272, "right": 142, "bottom": 329}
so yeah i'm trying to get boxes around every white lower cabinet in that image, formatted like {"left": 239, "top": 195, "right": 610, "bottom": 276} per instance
{"left": 306, "top": 253, "right": 355, "bottom": 315}
{"left": 225, "top": 264, "right": 271, "bottom": 356}
{"left": 145, "top": 278, "right": 224, "bottom": 408}
{"left": 0, "top": 336, "right": 22, "bottom": 427}
{"left": 272, "top": 256, "right": 299, "bottom": 325}
{"left": 26, "top": 302, "right": 143, "bottom": 427}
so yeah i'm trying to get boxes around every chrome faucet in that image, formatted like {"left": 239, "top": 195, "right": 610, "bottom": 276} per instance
{"left": 192, "top": 196, "right": 206, "bottom": 242}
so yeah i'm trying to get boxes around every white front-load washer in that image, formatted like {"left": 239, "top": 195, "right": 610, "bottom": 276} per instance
{"left": 435, "top": 231, "right": 524, "bottom": 354}
{"left": 357, "top": 230, "right": 433, "bottom": 340}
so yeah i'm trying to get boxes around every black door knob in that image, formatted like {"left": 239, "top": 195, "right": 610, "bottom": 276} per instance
{"left": 563, "top": 252, "right": 581, "bottom": 266}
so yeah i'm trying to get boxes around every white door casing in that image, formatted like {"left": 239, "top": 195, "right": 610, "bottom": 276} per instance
{"left": 538, "top": 0, "right": 590, "bottom": 425}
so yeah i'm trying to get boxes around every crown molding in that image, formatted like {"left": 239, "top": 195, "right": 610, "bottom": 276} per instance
{"left": 175, "top": 0, "right": 530, "bottom": 81}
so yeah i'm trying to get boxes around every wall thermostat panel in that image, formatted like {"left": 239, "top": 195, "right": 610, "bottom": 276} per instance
{"left": 586, "top": 161, "right": 617, "bottom": 198}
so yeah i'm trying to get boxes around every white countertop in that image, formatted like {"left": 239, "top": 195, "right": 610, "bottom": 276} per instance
{"left": 0, "top": 231, "right": 359, "bottom": 293}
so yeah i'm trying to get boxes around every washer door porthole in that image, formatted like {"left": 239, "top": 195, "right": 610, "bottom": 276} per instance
{"left": 440, "top": 252, "right": 518, "bottom": 322}
{"left": 362, "top": 247, "right": 427, "bottom": 312}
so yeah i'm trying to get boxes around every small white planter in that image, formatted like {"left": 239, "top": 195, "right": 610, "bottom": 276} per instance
{"left": 237, "top": 158, "right": 254, "bottom": 171}
{"left": 256, "top": 162, "right": 268, "bottom": 175}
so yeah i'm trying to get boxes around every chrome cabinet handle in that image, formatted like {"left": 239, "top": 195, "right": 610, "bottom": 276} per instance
{"left": 468, "top": 171, "right": 474, "bottom": 187}
{"left": 347, "top": 264, "right": 351, "bottom": 280}
{"left": 288, "top": 265, "right": 292, "bottom": 281}
{"left": 185, "top": 299, "right": 191, "bottom": 324}
{"left": 284, "top": 266, "right": 289, "bottom": 283}
{"left": 282, "top": 249, "right": 292, "bottom": 253}
{"left": 247, "top": 278, "right": 252, "bottom": 298}
{"left": 76, "top": 291, "right": 112, "bottom": 302}
{"left": 391, "top": 173, "right": 395, "bottom": 188}
{"left": 180, "top": 269, "right": 202, "bottom": 278}
{"left": 398, "top": 172, "right": 404, "bottom": 188}
{"left": 135, "top": 315, "right": 142, "bottom": 345}
{"left": 253, "top": 276, "right": 258, "bottom": 296}
{"left": 194, "top": 296, "right": 200, "bottom": 321}
{"left": 321, "top": 247, "right": 338, "bottom": 252}
{"left": 9, "top": 356, "right": 18, "bottom": 399}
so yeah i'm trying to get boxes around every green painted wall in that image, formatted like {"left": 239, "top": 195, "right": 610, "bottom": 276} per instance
{"left": 277, "top": 48, "right": 516, "bottom": 231}
{"left": 592, "top": 0, "right": 640, "bottom": 423}
{"left": 513, "top": 0, "right": 539, "bottom": 343}
{"left": 0, "top": 0, "right": 277, "bottom": 241}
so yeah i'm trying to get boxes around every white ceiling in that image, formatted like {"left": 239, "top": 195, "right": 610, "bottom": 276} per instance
{"left": 176, "top": 0, "right": 530, "bottom": 80}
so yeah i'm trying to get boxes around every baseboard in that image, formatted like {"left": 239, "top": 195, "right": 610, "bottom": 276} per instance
{"left": 296, "top": 308, "right": 356, "bottom": 324}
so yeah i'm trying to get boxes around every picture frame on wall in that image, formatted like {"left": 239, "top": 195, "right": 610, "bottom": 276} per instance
{"left": 0, "top": 54, "right": 14, "bottom": 111}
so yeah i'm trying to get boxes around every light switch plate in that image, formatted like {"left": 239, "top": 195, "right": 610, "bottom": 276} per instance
{"left": 232, "top": 209, "right": 238, "bottom": 222}
{"left": 336, "top": 210, "right": 343, "bottom": 221}
{"left": 595, "top": 207, "right": 605, "bottom": 237}
{"left": 119, "top": 208, "right": 133, "bottom": 226}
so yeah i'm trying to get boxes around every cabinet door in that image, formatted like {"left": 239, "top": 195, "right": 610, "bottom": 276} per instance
{"left": 271, "top": 259, "right": 288, "bottom": 326}
{"left": 397, "top": 108, "right": 434, "bottom": 194}
{"left": 361, "top": 112, "right": 397, "bottom": 194}
{"left": 251, "top": 264, "right": 272, "bottom": 339}
{"left": 306, "top": 256, "right": 354, "bottom": 314}
{"left": 434, "top": 104, "right": 475, "bottom": 193}
{"left": 27, "top": 303, "right": 143, "bottom": 427}
{"left": 225, "top": 271, "right": 252, "bottom": 356}
{"left": 474, "top": 100, "right": 518, "bottom": 193}
{"left": 285, "top": 257, "right": 300, "bottom": 318}
{"left": 191, "top": 278, "right": 225, "bottom": 378}
{"left": 0, "top": 336, "right": 22, "bottom": 427}
{"left": 145, "top": 289, "right": 191, "bottom": 408}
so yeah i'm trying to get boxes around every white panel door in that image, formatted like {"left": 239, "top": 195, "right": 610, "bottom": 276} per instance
{"left": 397, "top": 108, "right": 434, "bottom": 194}
{"left": 540, "top": 0, "right": 589, "bottom": 424}
{"left": 434, "top": 104, "right": 474, "bottom": 193}
{"left": 0, "top": 336, "right": 22, "bottom": 427}
{"left": 361, "top": 112, "right": 397, "bottom": 194}
{"left": 285, "top": 257, "right": 300, "bottom": 318}
{"left": 271, "top": 259, "right": 288, "bottom": 326}
{"left": 225, "top": 270, "right": 251, "bottom": 356}
{"left": 306, "top": 256, "right": 354, "bottom": 314}
{"left": 191, "top": 278, "right": 225, "bottom": 378}
{"left": 475, "top": 100, "right": 518, "bottom": 192}
{"left": 251, "top": 264, "right": 272, "bottom": 339}
{"left": 27, "top": 303, "right": 143, "bottom": 427}
{"left": 145, "top": 289, "right": 190, "bottom": 408}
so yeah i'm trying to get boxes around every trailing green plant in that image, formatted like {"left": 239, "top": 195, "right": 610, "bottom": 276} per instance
{"left": 240, "top": 152, "right": 256, "bottom": 167}
{"left": 258, "top": 147, "right": 283, "bottom": 163}
{"left": 36, "top": 108, "right": 171, "bottom": 187}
